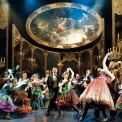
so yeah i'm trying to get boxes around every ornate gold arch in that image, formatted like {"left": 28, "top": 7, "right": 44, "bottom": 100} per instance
{"left": 57, "top": 53, "right": 81, "bottom": 74}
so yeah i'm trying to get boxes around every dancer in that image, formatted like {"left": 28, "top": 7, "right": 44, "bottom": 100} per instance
{"left": 79, "top": 52, "right": 115, "bottom": 121}
{"left": 0, "top": 72, "right": 16, "bottom": 119}
{"left": 115, "top": 84, "right": 122, "bottom": 116}
{"left": 81, "top": 69, "right": 94, "bottom": 93}
{"left": 25, "top": 73, "right": 43, "bottom": 109}
{"left": 115, "top": 61, "right": 122, "bottom": 117}
{"left": 108, "top": 61, "right": 121, "bottom": 120}
{"left": 56, "top": 68, "right": 81, "bottom": 116}
{"left": 31, "top": 83, "right": 41, "bottom": 110}
{"left": 17, "top": 71, "right": 30, "bottom": 91}
{"left": 72, "top": 73, "right": 83, "bottom": 97}
{"left": 91, "top": 60, "right": 121, "bottom": 121}
{"left": 45, "top": 67, "right": 62, "bottom": 116}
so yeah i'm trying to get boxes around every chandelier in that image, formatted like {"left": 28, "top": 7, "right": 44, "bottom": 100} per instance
{"left": 108, "top": 47, "right": 121, "bottom": 61}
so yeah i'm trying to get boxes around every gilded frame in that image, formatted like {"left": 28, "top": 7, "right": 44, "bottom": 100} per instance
{"left": 26, "top": 2, "right": 103, "bottom": 49}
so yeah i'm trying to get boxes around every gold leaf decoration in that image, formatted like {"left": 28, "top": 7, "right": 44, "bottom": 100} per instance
{"left": 0, "top": 4, "right": 8, "bottom": 29}
{"left": 113, "top": 0, "right": 122, "bottom": 15}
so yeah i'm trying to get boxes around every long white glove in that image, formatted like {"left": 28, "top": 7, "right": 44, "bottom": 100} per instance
{"left": 102, "top": 52, "right": 115, "bottom": 82}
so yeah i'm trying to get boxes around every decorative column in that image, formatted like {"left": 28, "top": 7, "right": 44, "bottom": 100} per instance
{"left": 57, "top": 61, "right": 63, "bottom": 74}
{"left": 0, "top": 3, "right": 9, "bottom": 69}
{"left": 97, "top": 43, "right": 102, "bottom": 66}
{"left": 30, "top": 46, "right": 35, "bottom": 74}
{"left": 79, "top": 52, "right": 83, "bottom": 76}
{"left": 57, "top": 53, "right": 62, "bottom": 74}
{"left": 19, "top": 39, "right": 24, "bottom": 73}
{"left": 43, "top": 51, "right": 48, "bottom": 75}
{"left": 12, "top": 24, "right": 21, "bottom": 68}
{"left": 89, "top": 50, "right": 93, "bottom": 72}
{"left": 78, "top": 52, "right": 81, "bottom": 75}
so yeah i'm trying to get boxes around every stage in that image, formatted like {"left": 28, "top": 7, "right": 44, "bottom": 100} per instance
{"left": 0, "top": 108, "right": 121, "bottom": 122}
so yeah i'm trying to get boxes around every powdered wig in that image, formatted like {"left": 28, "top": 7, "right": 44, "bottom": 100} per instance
{"left": 109, "top": 61, "right": 117, "bottom": 69}
{"left": 116, "top": 61, "right": 122, "bottom": 69}
{"left": 97, "top": 68, "right": 106, "bottom": 76}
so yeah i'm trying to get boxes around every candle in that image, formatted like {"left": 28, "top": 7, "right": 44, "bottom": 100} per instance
{"left": 1, "top": 57, "right": 5, "bottom": 63}
{"left": 3, "top": 57, "right": 5, "bottom": 63}
{"left": 118, "top": 33, "right": 120, "bottom": 41}
{"left": 116, "top": 47, "right": 117, "bottom": 52}
{"left": 113, "top": 47, "right": 115, "bottom": 51}
{"left": 110, "top": 48, "right": 111, "bottom": 51}
{"left": 108, "top": 49, "right": 109, "bottom": 52}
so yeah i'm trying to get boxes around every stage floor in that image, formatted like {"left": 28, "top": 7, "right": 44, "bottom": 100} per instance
{"left": 0, "top": 108, "right": 121, "bottom": 122}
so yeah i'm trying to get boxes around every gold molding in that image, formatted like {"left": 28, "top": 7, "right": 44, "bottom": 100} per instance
{"left": 12, "top": 24, "right": 48, "bottom": 73}
{"left": 0, "top": 3, "right": 8, "bottom": 29}
{"left": 0, "top": 3, "right": 9, "bottom": 70}
{"left": 57, "top": 52, "right": 81, "bottom": 74}
{"left": 26, "top": 2, "right": 103, "bottom": 49}
{"left": 12, "top": 24, "right": 21, "bottom": 67}
{"left": 113, "top": 0, "right": 122, "bottom": 15}
{"left": 112, "top": 0, "right": 122, "bottom": 46}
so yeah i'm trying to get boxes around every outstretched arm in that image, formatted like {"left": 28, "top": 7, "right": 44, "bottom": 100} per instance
{"left": 102, "top": 52, "right": 115, "bottom": 82}
{"left": 67, "top": 68, "right": 74, "bottom": 89}
{"left": 67, "top": 68, "right": 74, "bottom": 80}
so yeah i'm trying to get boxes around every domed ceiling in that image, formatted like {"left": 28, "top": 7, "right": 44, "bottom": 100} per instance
{"left": 26, "top": 2, "right": 103, "bottom": 50}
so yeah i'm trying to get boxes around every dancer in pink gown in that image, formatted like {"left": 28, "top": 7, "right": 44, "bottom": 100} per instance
{"left": 79, "top": 52, "right": 115, "bottom": 121}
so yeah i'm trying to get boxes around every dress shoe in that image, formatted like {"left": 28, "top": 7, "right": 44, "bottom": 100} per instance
{"left": 45, "top": 113, "right": 50, "bottom": 116}
{"left": 110, "top": 116, "right": 115, "bottom": 120}
{"left": 79, "top": 116, "right": 84, "bottom": 121}
{"left": 76, "top": 110, "right": 82, "bottom": 116}
{"left": 4, "top": 115, "right": 12, "bottom": 120}
{"left": 58, "top": 110, "right": 62, "bottom": 116}
{"left": 101, "top": 117, "right": 108, "bottom": 122}
{"left": 78, "top": 110, "right": 82, "bottom": 114}
{"left": 41, "top": 107, "right": 46, "bottom": 109}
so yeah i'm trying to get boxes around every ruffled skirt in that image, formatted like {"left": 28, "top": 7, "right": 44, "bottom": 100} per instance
{"left": 0, "top": 89, "right": 15, "bottom": 112}
{"left": 115, "top": 93, "right": 122, "bottom": 110}
{"left": 56, "top": 91, "right": 80, "bottom": 108}
{"left": 80, "top": 77, "right": 115, "bottom": 110}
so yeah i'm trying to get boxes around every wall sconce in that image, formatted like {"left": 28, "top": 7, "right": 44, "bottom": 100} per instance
{"left": 0, "top": 57, "right": 5, "bottom": 68}
{"left": 97, "top": 55, "right": 102, "bottom": 62}
{"left": 29, "top": 58, "right": 35, "bottom": 63}
{"left": 57, "top": 62, "right": 63, "bottom": 67}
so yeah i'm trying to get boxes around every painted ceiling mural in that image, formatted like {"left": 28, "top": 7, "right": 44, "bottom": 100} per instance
{"left": 26, "top": 2, "right": 102, "bottom": 49}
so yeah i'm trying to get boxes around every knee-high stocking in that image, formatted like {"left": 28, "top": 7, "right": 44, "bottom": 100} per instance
{"left": 98, "top": 104, "right": 107, "bottom": 118}
{"left": 82, "top": 102, "right": 91, "bottom": 118}
{"left": 72, "top": 105, "right": 81, "bottom": 113}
